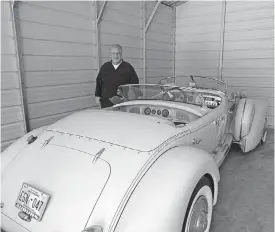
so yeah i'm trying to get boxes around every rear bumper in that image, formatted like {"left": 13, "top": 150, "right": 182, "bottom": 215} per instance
{"left": 1, "top": 213, "right": 29, "bottom": 232}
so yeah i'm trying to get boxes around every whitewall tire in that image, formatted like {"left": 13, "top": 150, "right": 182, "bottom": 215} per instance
{"left": 182, "top": 177, "right": 213, "bottom": 232}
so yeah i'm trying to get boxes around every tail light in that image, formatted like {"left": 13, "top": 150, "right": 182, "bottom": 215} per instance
{"left": 82, "top": 225, "right": 103, "bottom": 232}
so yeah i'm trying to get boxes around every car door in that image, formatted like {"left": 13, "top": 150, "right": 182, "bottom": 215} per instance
{"left": 189, "top": 113, "right": 219, "bottom": 154}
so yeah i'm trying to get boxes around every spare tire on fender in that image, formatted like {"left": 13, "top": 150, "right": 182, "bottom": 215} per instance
{"left": 234, "top": 98, "right": 268, "bottom": 153}
{"left": 234, "top": 98, "right": 255, "bottom": 142}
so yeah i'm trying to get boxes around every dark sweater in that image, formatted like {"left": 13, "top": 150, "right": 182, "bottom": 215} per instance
{"left": 95, "top": 60, "right": 139, "bottom": 108}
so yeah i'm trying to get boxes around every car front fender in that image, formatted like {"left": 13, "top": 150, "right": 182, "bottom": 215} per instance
{"left": 114, "top": 146, "right": 220, "bottom": 232}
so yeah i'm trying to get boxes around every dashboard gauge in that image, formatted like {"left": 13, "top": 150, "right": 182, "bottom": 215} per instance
{"left": 144, "top": 107, "right": 151, "bottom": 115}
{"left": 162, "top": 109, "right": 169, "bottom": 117}
{"left": 187, "top": 95, "right": 194, "bottom": 103}
{"left": 157, "top": 110, "right": 161, "bottom": 115}
{"left": 152, "top": 109, "right": 156, "bottom": 114}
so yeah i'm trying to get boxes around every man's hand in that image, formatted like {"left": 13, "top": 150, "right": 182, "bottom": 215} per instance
{"left": 109, "top": 96, "right": 124, "bottom": 105}
{"left": 117, "top": 88, "right": 123, "bottom": 97}
{"left": 95, "top": 97, "right": 100, "bottom": 105}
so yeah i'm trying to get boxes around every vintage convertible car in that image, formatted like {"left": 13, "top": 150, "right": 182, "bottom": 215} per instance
{"left": 1, "top": 76, "right": 268, "bottom": 232}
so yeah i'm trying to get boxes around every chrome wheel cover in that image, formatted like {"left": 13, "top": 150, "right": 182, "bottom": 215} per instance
{"left": 186, "top": 196, "right": 208, "bottom": 232}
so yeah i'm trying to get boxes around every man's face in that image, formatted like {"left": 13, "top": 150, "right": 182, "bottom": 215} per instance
{"left": 110, "top": 47, "right": 122, "bottom": 65}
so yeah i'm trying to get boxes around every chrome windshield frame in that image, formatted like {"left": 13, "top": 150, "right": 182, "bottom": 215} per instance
{"left": 160, "top": 75, "right": 228, "bottom": 94}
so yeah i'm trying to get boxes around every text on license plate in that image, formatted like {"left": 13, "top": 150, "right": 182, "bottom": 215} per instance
{"left": 15, "top": 183, "right": 50, "bottom": 221}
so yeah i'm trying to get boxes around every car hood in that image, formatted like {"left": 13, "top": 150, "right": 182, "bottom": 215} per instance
{"left": 46, "top": 109, "right": 179, "bottom": 152}
{"left": 1, "top": 130, "right": 159, "bottom": 232}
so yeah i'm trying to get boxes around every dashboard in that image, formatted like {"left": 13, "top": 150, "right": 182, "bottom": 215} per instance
{"left": 111, "top": 91, "right": 222, "bottom": 125}
{"left": 202, "top": 94, "right": 221, "bottom": 108}
{"left": 182, "top": 92, "right": 221, "bottom": 109}
{"left": 114, "top": 104, "right": 201, "bottom": 125}
{"left": 156, "top": 89, "right": 222, "bottom": 109}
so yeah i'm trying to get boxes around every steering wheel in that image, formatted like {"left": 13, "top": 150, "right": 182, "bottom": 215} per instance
{"left": 138, "top": 92, "right": 174, "bottom": 100}
{"left": 150, "top": 91, "right": 166, "bottom": 100}
{"left": 160, "top": 87, "right": 187, "bottom": 101}
{"left": 163, "top": 91, "right": 176, "bottom": 101}
{"left": 173, "top": 92, "right": 186, "bottom": 103}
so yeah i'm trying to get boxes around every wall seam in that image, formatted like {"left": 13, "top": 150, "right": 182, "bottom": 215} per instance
{"left": 94, "top": 1, "right": 99, "bottom": 71}
{"left": 173, "top": 6, "right": 176, "bottom": 77}
{"left": 142, "top": 1, "right": 146, "bottom": 84}
{"left": 218, "top": 0, "right": 227, "bottom": 80}
{"left": 11, "top": 1, "right": 29, "bottom": 132}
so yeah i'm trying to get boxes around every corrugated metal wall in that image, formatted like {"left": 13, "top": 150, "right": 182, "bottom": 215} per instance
{"left": 2, "top": 1, "right": 174, "bottom": 149}
{"left": 146, "top": 1, "right": 174, "bottom": 84}
{"left": 222, "top": 1, "right": 274, "bottom": 127}
{"left": 176, "top": 1, "right": 274, "bottom": 127}
{"left": 16, "top": 1, "right": 97, "bottom": 130}
{"left": 98, "top": 1, "right": 144, "bottom": 81}
{"left": 3, "top": 1, "right": 272, "bottom": 150}
{"left": 175, "top": 1, "right": 223, "bottom": 79}
{"left": 1, "top": 1, "right": 27, "bottom": 151}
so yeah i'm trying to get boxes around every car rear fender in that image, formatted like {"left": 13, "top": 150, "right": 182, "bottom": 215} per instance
{"left": 234, "top": 98, "right": 254, "bottom": 141}
{"left": 114, "top": 146, "right": 219, "bottom": 232}
{"left": 240, "top": 99, "right": 268, "bottom": 153}
{"left": 1, "top": 126, "right": 47, "bottom": 171}
{"left": 234, "top": 98, "right": 268, "bottom": 152}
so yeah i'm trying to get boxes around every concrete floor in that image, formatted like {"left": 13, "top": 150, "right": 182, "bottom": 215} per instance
{"left": 210, "top": 129, "right": 274, "bottom": 232}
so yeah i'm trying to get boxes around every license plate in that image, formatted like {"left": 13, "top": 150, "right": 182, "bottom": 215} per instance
{"left": 15, "top": 183, "right": 50, "bottom": 221}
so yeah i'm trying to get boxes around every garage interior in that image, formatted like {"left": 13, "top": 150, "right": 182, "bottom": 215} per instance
{"left": 1, "top": 0, "right": 274, "bottom": 231}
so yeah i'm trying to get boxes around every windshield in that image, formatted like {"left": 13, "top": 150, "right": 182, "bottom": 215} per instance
{"left": 174, "top": 75, "right": 227, "bottom": 93}
{"left": 118, "top": 84, "right": 204, "bottom": 107}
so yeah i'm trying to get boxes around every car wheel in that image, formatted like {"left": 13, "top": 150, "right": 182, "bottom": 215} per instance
{"left": 182, "top": 177, "right": 213, "bottom": 232}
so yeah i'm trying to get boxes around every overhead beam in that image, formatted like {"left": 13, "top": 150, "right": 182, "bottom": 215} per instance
{"left": 218, "top": 0, "right": 227, "bottom": 80}
{"left": 142, "top": 2, "right": 146, "bottom": 84}
{"left": 94, "top": 1, "right": 100, "bottom": 71}
{"left": 172, "top": 6, "right": 176, "bottom": 77}
{"left": 145, "top": 0, "right": 161, "bottom": 32}
{"left": 11, "top": 1, "right": 29, "bottom": 132}
{"left": 97, "top": 0, "right": 107, "bottom": 24}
